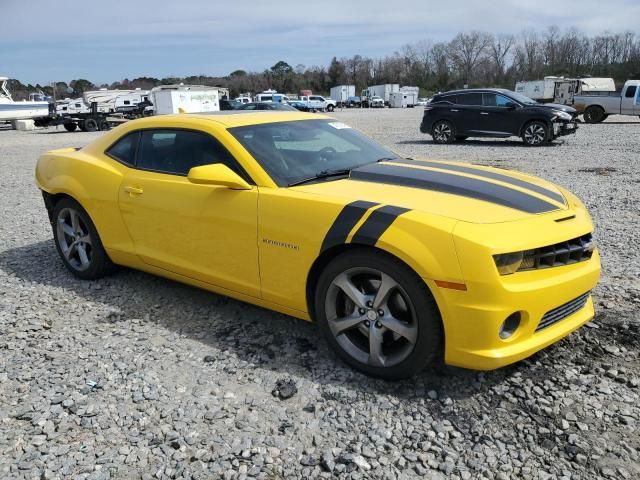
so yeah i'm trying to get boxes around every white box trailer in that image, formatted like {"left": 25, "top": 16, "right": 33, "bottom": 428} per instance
{"left": 399, "top": 86, "right": 419, "bottom": 107}
{"left": 389, "top": 90, "right": 419, "bottom": 108}
{"left": 329, "top": 85, "right": 355, "bottom": 106}
{"left": 514, "top": 77, "right": 560, "bottom": 102}
{"left": 366, "top": 84, "right": 400, "bottom": 105}
{"left": 151, "top": 85, "right": 221, "bottom": 114}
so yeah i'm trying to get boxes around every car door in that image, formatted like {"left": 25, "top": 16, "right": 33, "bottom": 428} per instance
{"left": 481, "top": 93, "right": 518, "bottom": 135}
{"left": 621, "top": 84, "right": 638, "bottom": 115}
{"left": 117, "top": 128, "right": 261, "bottom": 297}
{"left": 636, "top": 85, "right": 640, "bottom": 115}
{"left": 455, "top": 93, "right": 485, "bottom": 134}
{"left": 309, "top": 96, "right": 324, "bottom": 109}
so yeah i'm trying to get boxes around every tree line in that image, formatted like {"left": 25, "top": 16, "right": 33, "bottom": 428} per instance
{"left": 7, "top": 26, "right": 640, "bottom": 101}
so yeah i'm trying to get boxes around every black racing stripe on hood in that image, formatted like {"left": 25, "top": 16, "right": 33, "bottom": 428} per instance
{"left": 351, "top": 205, "right": 410, "bottom": 246}
{"left": 391, "top": 159, "right": 565, "bottom": 204}
{"left": 350, "top": 163, "right": 558, "bottom": 214}
{"left": 321, "top": 200, "right": 378, "bottom": 252}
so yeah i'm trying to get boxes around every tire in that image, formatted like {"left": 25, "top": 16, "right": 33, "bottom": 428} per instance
{"left": 455, "top": 136, "right": 468, "bottom": 142}
{"left": 98, "top": 120, "right": 110, "bottom": 131}
{"left": 314, "top": 249, "right": 443, "bottom": 380}
{"left": 52, "top": 198, "right": 116, "bottom": 280}
{"left": 327, "top": 104, "right": 335, "bottom": 112}
{"left": 83, "top": 118, "right": 98, "bottom": 132}
{"left": 522, "top": 120, "right": 550, "bottom": 146}
{"left": 431, "top": 120, "right": 456, "bottom": 144}
{"left": 583, "top": 106, "right": 605, "bottom": 124}
{"left": 63, "top": 122, "right": 77, "bottom": 132}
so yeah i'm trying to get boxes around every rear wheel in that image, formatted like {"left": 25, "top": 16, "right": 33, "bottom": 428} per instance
{"left": 98, "top": 120, "right": 110, "bottom": 131}
{"left": 63, "top": 122, "right": 77, "bottom": 132}
{"left": 52, "top": 198, "right": 115, "bottom": 280}
{"left": 83, "top": 118, "right": 98, "bottom": 132}
{"left": 522, "top": 120, "right": 550, "bottom": 146}
{"left": 583, "top": 106, "right": 605, "bottom": 124}
{"left": 431, "top": 120, "right": 456, "bottom": 144}
{"left": 315, "top": 250, "right": 442, "bottom": 380}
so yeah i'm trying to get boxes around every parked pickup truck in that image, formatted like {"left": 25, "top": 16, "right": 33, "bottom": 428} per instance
{"left": 574, "top": 80, "right": 640, "bottom": 123}
{"left": 297, "top": 95, "right": 337, "bottom": 112}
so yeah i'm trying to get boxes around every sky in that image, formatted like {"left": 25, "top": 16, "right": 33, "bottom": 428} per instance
{"left": 1, "top": 0, "right": 639, "bottom": 85}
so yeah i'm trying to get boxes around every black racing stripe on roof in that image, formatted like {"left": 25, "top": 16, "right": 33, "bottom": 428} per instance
{"left": 350, "top": 205, "right": 410, "bottom": 246}
{"left": 392, "top": 159, "right": 565, "bottom": 204}
{"left": 321, "top": 200, "right": 379, "bottom": 252}
{"left": 350, "top": 163, "right": 558, "bottom": 214}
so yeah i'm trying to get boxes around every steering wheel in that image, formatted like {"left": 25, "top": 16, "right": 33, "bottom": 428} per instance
{"left": 318, "top": 146, "right": 337, "bottom": 163}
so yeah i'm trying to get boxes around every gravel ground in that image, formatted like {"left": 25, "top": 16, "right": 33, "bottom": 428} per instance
{"left": 0, "top": 112, "right": 638, "bottom": 480}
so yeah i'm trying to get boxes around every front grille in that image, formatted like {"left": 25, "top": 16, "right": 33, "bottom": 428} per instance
{"left": 519, "top": 233, "right": 594, "bottom": 272}
{"left": 536, "top": 291, "right": 590, "bottom": 332}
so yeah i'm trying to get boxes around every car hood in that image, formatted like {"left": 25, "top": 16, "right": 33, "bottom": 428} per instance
{"left": 528, "top": 103, "right": 577, "bottom": 114}
{"left": 291, "top": 159, "right": 569, "bottom": 224}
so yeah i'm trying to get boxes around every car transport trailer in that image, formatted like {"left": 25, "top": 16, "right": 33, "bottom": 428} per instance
{"left": 34, "top": 102, "right": 127, "bottom": 132}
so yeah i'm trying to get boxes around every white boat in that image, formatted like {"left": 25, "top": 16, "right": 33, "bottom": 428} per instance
{"left": 0, "top": 76, "right": 50, "bottom": 121}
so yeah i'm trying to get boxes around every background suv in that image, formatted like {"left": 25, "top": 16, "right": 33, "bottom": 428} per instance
{"left": 421, "top": 88, "right": 578, "bottom": 146}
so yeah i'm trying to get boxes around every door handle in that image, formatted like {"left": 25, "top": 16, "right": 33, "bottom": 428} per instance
{"left": 124, "top": 186, "right": 144, "bottom": 196}
{"left": 450, "top": 109, "right": 459, "bottom": 112}
{"left": 480, "top": 112, "right": 489, "bottom": 115}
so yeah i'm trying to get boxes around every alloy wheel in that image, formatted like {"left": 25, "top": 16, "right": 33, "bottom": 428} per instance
{"left": 433, "top": 122, "right": 452, "bottom": 142}
{"left": 524, "top": 123, "right": 546, "bottom": 145}
{"left": 56, "top": 207, "right": 93, "bottom": 271}
{"left": 324, "top": 267, "right": 418, "bottom": 367}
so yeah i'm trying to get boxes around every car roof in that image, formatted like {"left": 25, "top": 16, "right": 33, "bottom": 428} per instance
{"left": 147, "top": 111, "right": 329, "bottom": 128}
{"left": 437, "top": 88, "right": 511, "bottom": 96}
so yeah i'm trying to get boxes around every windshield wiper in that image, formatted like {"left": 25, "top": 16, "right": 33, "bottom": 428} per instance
{"left": 288, "top": 168, "right": 352, "bottom": 187}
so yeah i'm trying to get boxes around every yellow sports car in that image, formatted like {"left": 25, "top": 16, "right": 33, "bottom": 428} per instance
{"left": 35, "top": 111, "right": 600, "bottom": 379}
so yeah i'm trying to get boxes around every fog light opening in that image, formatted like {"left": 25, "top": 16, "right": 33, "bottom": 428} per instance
{"left": 499, "top": 313, "right": 521, "bottom": 340}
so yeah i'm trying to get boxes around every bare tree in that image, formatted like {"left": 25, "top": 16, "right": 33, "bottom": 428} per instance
{"left": 448, "top": 31, "right": 492, "bottom": 85}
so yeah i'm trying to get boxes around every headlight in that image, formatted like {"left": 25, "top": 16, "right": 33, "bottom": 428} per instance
{"left": 552, "top": 110, "right": 572, "bottom": 121}
{"left": 493, "top": 251, "right": 523, "bottom": 275}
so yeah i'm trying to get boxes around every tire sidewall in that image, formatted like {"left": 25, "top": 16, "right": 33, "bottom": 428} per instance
{"left": 314, "top": 250, "right": 442, "bottom": 380}
{"left": 522, "top": 120, "right": 550, "bottom": 146}
{"left": 432, "top": 120, "right": 455, "bottom": 144}
{"left": 52, "top": 198, "right": 112, "bottom": 280}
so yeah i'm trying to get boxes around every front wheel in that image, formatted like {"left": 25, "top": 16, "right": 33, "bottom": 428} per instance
{"left": 431, "top": 120, "right": 456, "bottom": 144}
{"left": 52, "top": 198, "right": 115, "bottom": 280}
{"left": 522, "top": 121, "right": 550, "bottom": 146}
{"left": 326, "top": 104, "right": 335, "bottom": 112}
{"left": 583, "top": 106, "right": 605, "bottom": 124}
{"left": 315, "top": 250, "right": 443, "bottom": 380}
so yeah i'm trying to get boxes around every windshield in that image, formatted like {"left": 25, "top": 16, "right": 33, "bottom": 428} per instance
{"left": 503, "top": 90, "right": 538, "bottom": 105}
{"left": 229, "top": 119, "right": 398, "bottom": 186}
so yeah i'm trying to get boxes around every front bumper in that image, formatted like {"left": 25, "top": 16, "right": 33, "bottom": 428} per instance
{"left": 553, "top": 120, "right": 578, "bottom": 138}
{"left": 431, "top": 205, "right": 600, "bottom": 370}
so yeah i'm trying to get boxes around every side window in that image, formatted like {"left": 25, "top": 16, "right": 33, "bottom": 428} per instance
{"left": 458, "top": 93, "right": 482, "bottom": 105}
{"left": 483, "top": 93, "right": 497, "bottom": 107}
{"left": 136, "top": 129, "right": 247, "bottom": 178}
{"left": 624, "top": 85, "right": 637, "bottom": 98}
{"left": 106, "top": 131, "right": 139, "bottom": 166}
{"left": 495, "top": 95, "right": 512, "bottom": 107}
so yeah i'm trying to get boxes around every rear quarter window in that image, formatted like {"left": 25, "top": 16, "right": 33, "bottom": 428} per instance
{"left": 105, "top": 132, "right": 139, "bottom": 166}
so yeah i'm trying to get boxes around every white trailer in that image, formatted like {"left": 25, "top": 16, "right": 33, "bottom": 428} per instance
{"left": 389, "top": 91, "right": 419, "bottom": 108}
{"left": 150, "top": 85, "right": 221, "bottom": 114}
{"left": 329, "top": 85, "right": 355, "bottom": 106}
{"left": 114, "top": 91, "right": 150, "bottom": 114}
{"left": 514, "top": 77, "right": 560, "bottom": 102}
{"left": 399, "top": 86, "right": 419, "bottom": 107}
{"left": 362, "top": 84, "right": 399, "bottom": 107}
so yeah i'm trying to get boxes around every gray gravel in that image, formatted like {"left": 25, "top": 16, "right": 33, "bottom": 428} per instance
{"left": 0, "top": 112, "right": 638, "bottom": 479}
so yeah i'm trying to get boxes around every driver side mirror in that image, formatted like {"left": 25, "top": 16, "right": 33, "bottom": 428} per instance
{"left": 505, "top": 101, "right": 518, "bottom": 109}
{"left": 187, "top": 164, "right": 251, "bottom": 190}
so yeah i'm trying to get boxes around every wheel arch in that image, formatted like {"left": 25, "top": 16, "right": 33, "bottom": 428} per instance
{"left": 305, "top": 242, "right": 443, "bottom": 323}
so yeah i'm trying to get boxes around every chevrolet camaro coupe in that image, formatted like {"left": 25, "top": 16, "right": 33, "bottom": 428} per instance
{"left": 35, "top": 111, "right": 601, "bottom": 379}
